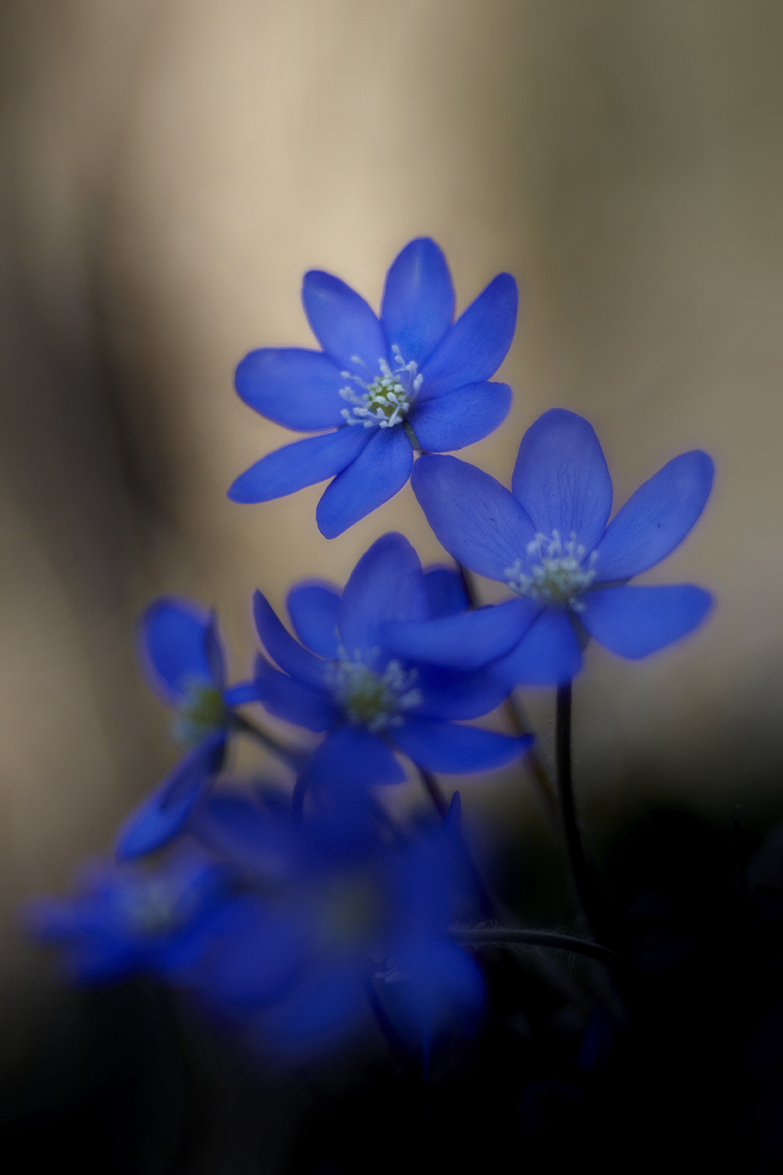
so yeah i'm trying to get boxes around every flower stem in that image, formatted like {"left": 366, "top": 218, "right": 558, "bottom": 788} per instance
{"left": 403, "top": 421, "right": 425, "bottom": 452}
{"left": 555, "top": 681, "right": 608, "bottom": 944}
{"left": 229, "top": 712, "right": 305, "bottom": 769}
{"left": 450, "top": 926, "right": 622, "bottom": 966}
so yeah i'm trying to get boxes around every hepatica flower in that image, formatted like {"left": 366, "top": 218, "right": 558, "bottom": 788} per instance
{"left": 117, "top": 598, "right": 256, "bottom": 860}
{"left": 228, "top": 238, "right": 517, "bottom": 537}
{"left": 252, "top": 533, "right": 530, "bottom": 778}
{"left": 408, "top": 409, "right": 714, "bottom": 683}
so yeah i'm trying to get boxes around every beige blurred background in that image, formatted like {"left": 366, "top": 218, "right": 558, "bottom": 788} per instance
{"left": 0, "top": 0, "right": 781, "bottom": 967}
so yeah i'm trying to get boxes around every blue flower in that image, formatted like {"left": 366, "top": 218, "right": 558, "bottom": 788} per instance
{"left": 251, "top": 533, "right": 531, "bottom": 778}
{"left": 116, "top": 597, "right": 257, "bottom": 859}
{"left": 408, "top": 408, "right": 714, "bottom": 683}
{"left": 228, "top": 238, "right": 518, "bottom": 537}
{"left": 25, "top": 848, "right": 228, "bottom": 984}
{"left": 186, "top": 788, "right": 485, "bottom": 1061}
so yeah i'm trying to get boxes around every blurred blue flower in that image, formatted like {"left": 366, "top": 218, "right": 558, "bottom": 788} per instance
{"left": 117, "top": 597, "right": 257, "bottom": 860}
{"left": 188, "top": 788, "right": 485, "bottom": 1061}
{"left": 26, "top": 848, "right": 228, "bottom": 984}
{"left": 228, "top": 238, "right": 517, "bottom": 537}
{"left": 410, "top": 408, "right": 714, "bottom": 683}
{"left": 252, "top": 533, "right": 531, "bottom": 779}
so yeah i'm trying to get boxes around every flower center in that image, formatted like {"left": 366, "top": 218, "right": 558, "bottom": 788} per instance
{"left": 339, "top": 345, "right": 422, "bottom": 429}
{"left": 505, "top": 531, "right": 598, "bottom": 611}
{"left": 119, "top": 877, "right": 187, "bottom": 935}
{"left": 327, "top": 652, "right": 421, "bottom": 732}
{"left": 174, "top": 681, "right": 227, "bottom": 744}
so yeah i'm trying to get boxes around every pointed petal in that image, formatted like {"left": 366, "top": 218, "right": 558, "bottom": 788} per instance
{"left": 580, "top": 584, "right": 713, "bottom": 659}
{"left": 253, "top": 592, "right": 328, "bottom": 688}
{"left": 254, "top": 657, "right": 337, "bottom": 732}
{"left": 286, "top": 581, "right": 342, "bottom": 658}
{"left": 493, "top": 607, "right": 582, "bottom": 686}
{"left": 234, "top": 348, "right": 346, "bottom": 430}
{"left": 381, "top": 238, "right": 455, "bottom": 366}
{"left": 423, "top": 566, "right": 470, "bottom": 619}
{"left": 338, "top": 532, "right": 428, "bottom": 654}
{"left": 593, "top": 451, "right": 714, "bottom": 581}
{"left": 420, "top": 273, "right": 518, "bottom": 398}
{"left": 411, "top": 381, "right": 511, "bottom": 452}
{"left": 383, "top": 597, "right": 537, "bottom": 669}
{"left": 393, "top": 716, "right": 531, "bottom": 773}
{"left": 415, "top": 664, "right": 511, "bottom": 720}
{"left": 302, "top": 270, "right": 387, "bottom": 372}
{"left": 116, "top": 733, "right": 225, "bottom": 859}
{"left": 412, "top": 454, "right": 536, "bottom": 580}
{"left": 138, "top": 597, "right": 218, "bottom": 705}
{"left": 228, "top": 428, "right": 369, "bottom": 503}
{"left": 316, "top": 427, "right": 414, "bottom": 539}
{"left": 299, "top": 726, "right": 406, "bottom": 789}
{"left": 511, "top": 409, "right": 612, "bottom": 551}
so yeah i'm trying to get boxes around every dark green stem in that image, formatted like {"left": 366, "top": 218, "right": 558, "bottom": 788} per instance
{"left": 451, "top": 926, "right": 623, "bottom": 966}
{"left": 403, "top": 421, "right": 425, "bottom": 452}
{"left": 229, "top": 712, "right": 305, "bottom": 769}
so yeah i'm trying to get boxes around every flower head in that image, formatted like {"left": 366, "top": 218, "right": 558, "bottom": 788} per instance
{"left": 407, "top": 409, "right": 714, "bottom": 683}
{"left": 251, "top": 533, "right": 530, "bottom": 779}
{"left": 228, "top": 238, "right": 517, "bottom": 537}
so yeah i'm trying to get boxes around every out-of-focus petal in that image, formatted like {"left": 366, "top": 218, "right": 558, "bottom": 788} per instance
{"left": 264, "top": 962, "right": 367, "bottom": 1055}
{"left": 338, "top": 532, "right": 428, "bottom": 655}
{"left": 411, "top": 381, "right": 512, "bottom": 452}
{"left": 223, "top": 681, "right": 258, "bottom": 706}
{"left": 393, "top": 717, "right": 531, "bottom": 773}
{"left": 234, "top": 348, "right": 346, "bottom": 430}
{"left": 593, "top": 451, "right": 715, "bottom": 581}
{"left": 420, "top": 274, "right": 518, "bottom": 398}
{"left": 199, "top": 896, "right": 311, "bottom": 1008}
{"left": 415, "top": 664, "right": 511, "bottom": 721}
{"left": 381, "top": 238, "right": 455, "bottom": 366}
{"left": 580, "top": 584, "right": 713, "bottom": 659}
{"left": 116, "top": 733, "right": 226, "bottom": 860}
{"left": 253, "top": 592, "right": 328, "bottom": 688}
{"left": 139, "top": 597, "right": 217, "bottom": 705}
{"left": 493, "top": 607, "right": 582, "bottom": 685}
{"left": 302, "top": 270, "right": 387, "bottom": 372}
{"left": 254, "top": 657, "right": 337, "bottom": 732}
{"left": 286, "top": 581, "right": 342, "bottom": 658}
{"left": 412, "top": 454, "right": 536, "bottom": 580}
{"left": 511, "top": 409, "right": 612, "bottom": 552}
{"left": 423, "top": 566, "right": 470, "bottom": 619}
{"left": 228, "top": 427, "right": 369, "bottom": 503}
{"left": 299, "top": 726, "right": 406, "bottom": 790}
{"left": 383, "top": 597, "right": 537, "bottom": 669}
{"left": 315, "top": 426, "right": 414, "bottom": 538}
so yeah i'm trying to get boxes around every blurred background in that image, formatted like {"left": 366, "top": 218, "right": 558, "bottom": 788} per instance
{"left": 0, "top": 0, "right": 781, "bottom": 987}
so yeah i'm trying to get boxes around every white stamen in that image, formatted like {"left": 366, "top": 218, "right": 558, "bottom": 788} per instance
{"left": 339, "top": 347, "right": 422, "bottom": 429}
{"left": 505, "top": 530, "right": 598, "bottom": 611}
{"left": 327, "top": 649, "right": 421, "bottom": 732}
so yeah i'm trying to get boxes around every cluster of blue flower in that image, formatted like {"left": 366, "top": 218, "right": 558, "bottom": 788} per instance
{"left": 29, "top": 239, "right": 714, "bottom": 1063}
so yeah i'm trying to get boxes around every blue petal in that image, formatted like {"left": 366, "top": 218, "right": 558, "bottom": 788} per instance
{"left": 200, "top": 897, "right": 311, "bottom": 1008}
{"left": 412, "top": 454, "right": 536, "bottom": 580}
{"left": 138, "top": 597, "right": 219, "bottom": 705}
{"left": 338, "top": 532, "right": 428, "bottom": 655}
{"left": 253, "top": 591, "right": 328, "bottom": 688}
{"left": 315, "top": 426, "right": 414, "bottom": 539}
{"left": 415, "top": 664, "right": 511, "bottom": 721}
{"left": 302, "top": 270, "right": 387, "bottom": 372}
{"left": 235, "top": 348, "right": 346, "bottom": 430}
{"left": 228, "top": 427, "right": 369, "bottom": 503}
{"left": 411, "top": 381, "right": 511, "bottom": 452}
{"left": 511, "top": 409, "right": 612, "bottom": 552}
{"left": 493, "top": 607, "right": 582, "bottom": 685}
{"left": 116, "top": 733, "right": 226, "bottom": 859}
{"left": 393, "top": 717, "right": 531, "bottom": 773}
{"left": 423, "top": 566, "right": 470, "bottom": 619}
{"left": 223, "top": 681, "right": 257, "bottom": 705}
{"left": 380, "top": 238, "right": 454, "bottom": 366}
{"left": 265, "top": 962, "right": 367, "bottom": 1053}
{"left": 419, "top": 273, "right": 518, "bottom": 398}
{"left": 387, "top": 940, "right": 485, "bottom": 1045}
{"left": 299, "top": 726, "right": 406, "bottom": 789}
{"left": 286, "top": 581, "right": 342, "bottom": 658}
{"left": 382, "top": 597, "right": 538, "bottom": 669}
{"left": 580, "top": 584, "right": 713, "bottom": 659}
{"left": 593, "top": 451, "right": 714, "bottom": 581}
{"left": 254, "top": 657, "right": 337, "bottom": 732}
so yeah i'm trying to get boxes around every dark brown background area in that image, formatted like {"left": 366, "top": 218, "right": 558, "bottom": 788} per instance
{"left": 0, "top": 0, "right": 781, "bottom": 981}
